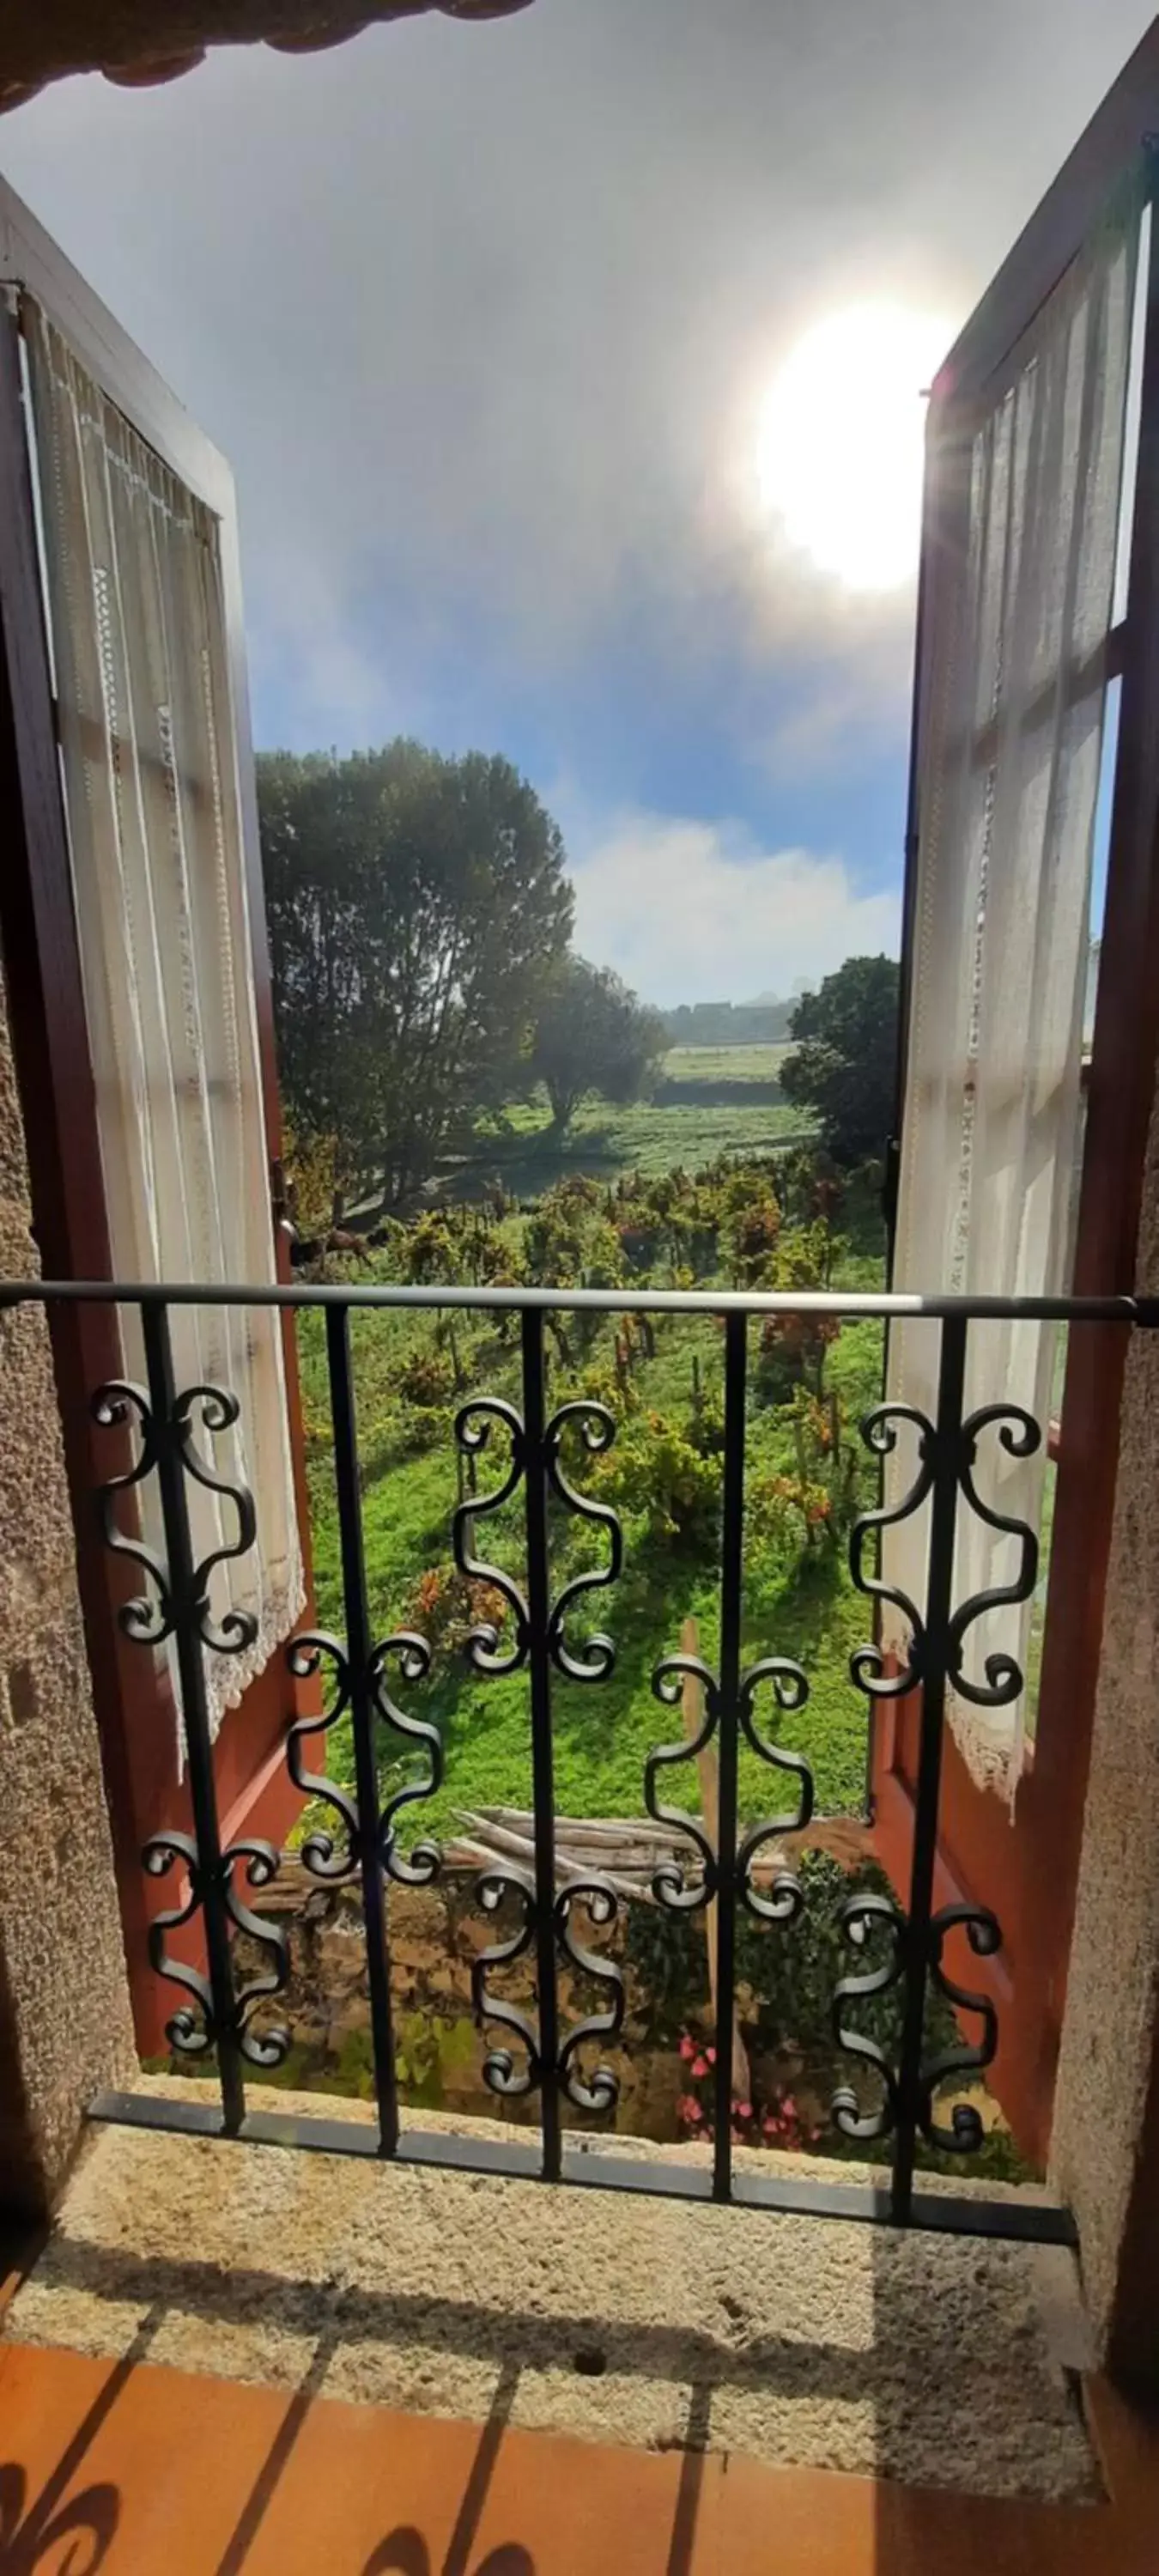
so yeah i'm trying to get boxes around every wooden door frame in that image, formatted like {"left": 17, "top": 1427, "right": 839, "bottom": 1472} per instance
{"left": 0, "top": 175, "right": 313, "bottom": 2045}
{"left": 883, "top": 21, "right": 1159, "bottom": 2160}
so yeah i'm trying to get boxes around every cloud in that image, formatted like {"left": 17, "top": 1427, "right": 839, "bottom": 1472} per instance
{"left": 569, "top": 810, "right": 899, "bottom": 1005}
{"left": 1, "top": 0, "right": 1149, "bottom": 707}
{"left": 0, "top": 0, "right": 1151, "bottom": 839}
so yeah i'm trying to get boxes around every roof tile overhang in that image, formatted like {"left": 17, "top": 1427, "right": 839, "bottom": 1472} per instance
{"left": 0, "top": 2, "right": 535, "bottom": 116}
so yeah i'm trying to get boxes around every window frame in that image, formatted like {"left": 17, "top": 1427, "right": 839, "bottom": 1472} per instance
{"left": 0, "top": 174, "right": 306, "bottom": 2037}
{"left": 884, "top": 23, "right": 1159, "bottom": 2154}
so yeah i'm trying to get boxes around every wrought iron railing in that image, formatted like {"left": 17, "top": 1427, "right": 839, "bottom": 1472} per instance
{"left": 5, "top": 1277, "right": 1154, "bottom": 2244}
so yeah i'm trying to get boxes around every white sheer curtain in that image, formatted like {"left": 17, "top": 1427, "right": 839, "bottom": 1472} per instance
{"left": 27, "top": 303, "right": 304, "bottom": 1747}
{"left": 886, "top": 193, "right": 1140, "bottom": 1797}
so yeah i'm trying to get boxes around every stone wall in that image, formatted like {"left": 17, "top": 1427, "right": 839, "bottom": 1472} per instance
{"left": 0, "top": 963, "right": 134, "bottom": 2218}
{"left": 1051, "top": 1057, "right": 1159, "bottom": 2391}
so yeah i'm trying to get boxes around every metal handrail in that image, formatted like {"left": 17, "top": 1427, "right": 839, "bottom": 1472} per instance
{"left": 2, "top": 1276, "right": 1156, "bottom": 1322}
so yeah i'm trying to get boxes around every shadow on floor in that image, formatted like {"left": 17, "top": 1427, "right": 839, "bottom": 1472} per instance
{"left": 0, "top": 2315, "right": 158, "bottom": 2573}
{"left": 216, "top": 2351, "right": 539, "bottom": 2576}
{"left": 0, "top": 2320, "right": 719, "bottom": 2576}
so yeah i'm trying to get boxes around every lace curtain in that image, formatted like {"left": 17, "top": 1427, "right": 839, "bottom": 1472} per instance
{"left": 27, "top": 303, "right": 304, "bottom": 1747}
{"left": 885, "top": 191, "right": 1140, "bottom": 1798}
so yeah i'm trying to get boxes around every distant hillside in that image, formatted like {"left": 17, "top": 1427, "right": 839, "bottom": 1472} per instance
{"left": 661, "top": 995, "right": 796, "bottom": 1046}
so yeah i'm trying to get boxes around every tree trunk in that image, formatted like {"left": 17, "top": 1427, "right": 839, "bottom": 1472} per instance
{"left": 547, "top": 1091, "right": 577, "bottom": 1136}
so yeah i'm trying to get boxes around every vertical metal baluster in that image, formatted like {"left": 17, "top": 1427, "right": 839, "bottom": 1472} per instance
{"left": 142, "top": 1298, "right": 244, "bottom": 2136}
{"left": 521, "top": 1304, "right": 561, "bottom": 2182}
{"left": 891, "top": 1310, "right": 967, "bottom": 2223}
{"left": 326, "top": 1302, "right": 398, "bottom": 2154}
{"left": 713, "top": 1309, "right": 747, "bottom": 2202}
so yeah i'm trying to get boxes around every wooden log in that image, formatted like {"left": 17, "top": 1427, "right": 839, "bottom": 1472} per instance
{"left": 452, "top": 1814, "right": 661, "bottom": 1905}
{"left": 460, "top": 1810, "right": 689, "bottom": 1874}
{"left": 481, "top": 1807, "right": 683, "bottom": 1848}
{"left": 442, "top": 1841, "right": 652, "bottom": 1907}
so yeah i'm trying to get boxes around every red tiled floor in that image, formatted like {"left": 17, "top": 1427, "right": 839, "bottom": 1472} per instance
{"left": 1, "top": 2338, "right": 1156, "bottom": 2573}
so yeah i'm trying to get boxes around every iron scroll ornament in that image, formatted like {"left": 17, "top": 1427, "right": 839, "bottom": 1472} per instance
{"left": 452, "top": 1388, "right": 624, "bottom": 2110}
{"left": 849, "top": 1397, "right": 1042, "bottom": 1708}
{"left": 848, "top": 1402, "right": 936, "bottom": 1700}
{"left": 94, "top": 1371, "right": 288, "bottom": 2063}
{"left": 470, "top": 1867, "right": 625, "bottom": 2111}
{"left": 93, "top": 1377, "right": 259, "bottom": 1656}
{"left": 285, "top": 1629, "right": 443, "bottom": 1886}
{"left": 645, "top": 1656, "right": 721, "bottom": 1911}
{"left": 452, "top": 1397, "right": 530, "bottom": 1676}
{"left": 947, "top": 1405, "right": 1041, "bottom": 1705}
{"left": 831, "top": 1893, "right": 1003, "bottom": 2150}
{"left": 543, "top": 1399, "right": 622, "bottom": 1680}
{"left": 140, "top": 1832, "right": 291, "bottom": 2066}
{"left": 643, "top": 1653, "right": 815, "bottom": 1917}
{"left": 736, "top": 1658, "right": 816, "bottom": 1924}
{"left": 451, "top": 1393, "right": 622, "bottom": 1681}
{"left": 470, "top": 1866, "right": 541, "bottom": 2098}
{"left": 555, "top": 1879, "right": 626, "bottom": 2112}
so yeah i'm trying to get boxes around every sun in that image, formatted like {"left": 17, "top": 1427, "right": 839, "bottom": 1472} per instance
{"left": 755, "top": 303, "right": 952, "bottom": 593}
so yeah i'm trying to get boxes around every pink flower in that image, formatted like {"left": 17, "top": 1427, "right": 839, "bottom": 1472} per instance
{"left": 685, "top": 2099, "right": 704, "bottom": 2124}
{"left": 691, "top": 2056, "right": 709, "bottom": 2080}
{"left": 679, "top": 2034, "right": 696, "bottom": 2063}
{"left": 782, "top": 2095, "right": 797, "bottom": 2117}
{"left": 705, "top": 2046, "right": 717, "bottom": 2067}
{"left": 736, "top": 2101, "right": 753, "bottom": 2122}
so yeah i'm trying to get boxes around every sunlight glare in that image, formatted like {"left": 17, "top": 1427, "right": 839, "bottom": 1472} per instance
{"left": 755, "top": 304, "right": 951, "bottom": 592}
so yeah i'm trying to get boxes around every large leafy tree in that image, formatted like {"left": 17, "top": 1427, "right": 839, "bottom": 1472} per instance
{"left": 780, "top": 954, "right": 901, "bottom": 1167}
{"left": 259, "top": 742, "right": 573, "bottom": 1207}
{"left": 529, "top": 957, "right": 665, "bottom": 1134}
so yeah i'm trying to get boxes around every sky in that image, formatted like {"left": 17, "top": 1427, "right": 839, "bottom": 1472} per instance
{"left": 0, "top": 0, "right": 1154, "bottom": 1004}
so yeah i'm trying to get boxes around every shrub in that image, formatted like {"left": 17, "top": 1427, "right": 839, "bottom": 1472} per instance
{"left": 589, "top": 1409, "right": 719, "bottom": 1558}
{"left": 397, "top": 1347, "right": 456, "bottom": 1409}
{"left": 407, "top": 1564, "right": 511, "bottom": 1660}
{"left": 723, "top": 1191, "right": 782, "bottom": 1282}
{"left": 404, "top": 1212, "right": 464, "bottom": 1285}
{"left": 625, "top": 1851, "right": 916, "bottom": 2060}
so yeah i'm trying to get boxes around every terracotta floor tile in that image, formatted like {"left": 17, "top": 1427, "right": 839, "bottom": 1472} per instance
{"left": 715, "top": 2450, "right": 1122, "bottom": 2576}
{"left": 0, "top": 2342, "right": 296, "bottom": 2571}
{"left": 242, "top": 2397, "right": 708, "bottom": 2576}
{"left": 1, "top": 2341, "right": 1157, "bottom": 2575}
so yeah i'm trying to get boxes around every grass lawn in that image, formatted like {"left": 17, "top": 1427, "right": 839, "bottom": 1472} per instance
{"left": 449, "top": 1091, "right": 813, "bottom": 1197}
{"left": 306, "top": 1429, "right": 877, "bottom": 1836}
{"left": 298, "top": 1271, "right": 886, "bottom": 1844}
{"left": 660, "top": 1041, "right": 790, "bottom": 1085}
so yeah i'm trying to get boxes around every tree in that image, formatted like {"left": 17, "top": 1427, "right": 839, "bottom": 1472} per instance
{"left": 780, "top": 955, "right": 900, "bottom": 1167}
{"left": 259, "top": 742, "right": 573, "bottom": 1208}
{"left": 529, "top": 957, "right": 665, "bottom": 1135}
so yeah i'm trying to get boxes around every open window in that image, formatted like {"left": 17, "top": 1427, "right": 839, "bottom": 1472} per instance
{"left": 878, "top": 31, "right": 1159, "bottom": 2161}
{"left": 889, "top": 170, "right": 1142, "bottom": 1798}
{"left": 0, "top": 180, "right": 313, "bottom": 2044}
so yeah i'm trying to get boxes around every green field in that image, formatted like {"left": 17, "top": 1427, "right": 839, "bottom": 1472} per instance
{"left": 660, "top": 1042, "right": 790, "bottom": 1085}
{"left": 446, "top": 1080, "right": 812, "bottom": 1200}
{"left": 296, "top": 1159, "right": 887, "bottom": 1848}
{"left": 301, "top": 1052, "right": 878, "bottom": 1855}
{"left": 300, "top": 1314, "right": 883, "bottom": 1838}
